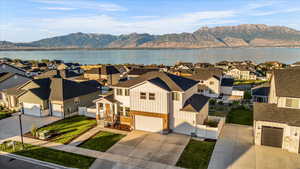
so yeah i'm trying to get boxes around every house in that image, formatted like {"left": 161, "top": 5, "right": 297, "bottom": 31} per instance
{"left": 0, "top": 63, "right": 27, "bottom": 76}
{"left": 251, "top": 83, "right": 270, "bottom": 103}
{"left": 95, "top": 71, "right": 210, "bottom": 135}
{"left": 254, "top": 69, "right": 300, "bottom": 153}
{"left": 226, "top": 66, "right": 257, "bottom": 80}
{"left": 57, "top": 63, "right": 80, "bottom": 70}
{"left": 220, "top": 78, "right": 234, "bottom": 96}
{"left": 11, "top": 77, "right": 100, "bottom": 118}
{"left": 189, "top": 68, "right": 223, "bottom": 98}
{"left": 0, "top": 73, "right": 31, "bottom": 109}
{"left": 127, "top": 68, "right": 159, "bottom": 79}
{"left": 83, "top": 65, "right": 120, "bottom": 85}
{"left": 291, "top": 61, "right": 300, "bottom": 67}
{"left": 34, "top": 69, "right": 81, "bottom": 80}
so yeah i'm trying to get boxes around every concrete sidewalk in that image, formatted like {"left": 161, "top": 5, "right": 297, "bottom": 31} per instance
{"left": 8, "top": 136, "right": 182, "bottom": 169}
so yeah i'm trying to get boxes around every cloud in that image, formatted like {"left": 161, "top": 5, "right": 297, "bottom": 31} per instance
{"left": 33, "top": 0, "right": 126, "bottom": 11}
{"left": 251, "top": 8, "right": 300, "bottom": 16}
{"left": 39, "top": 7, "right": 76, "bottom": 10}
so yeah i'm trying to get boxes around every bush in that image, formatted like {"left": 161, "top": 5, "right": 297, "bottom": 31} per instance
{"left": 209, "top": 99, "right": 216, "bottom": 105}
{"left": 218, "top": 101, "right": 224, "bottom": 105}
{"left": 205, "top": 120, "right": 219, "bottom": 127}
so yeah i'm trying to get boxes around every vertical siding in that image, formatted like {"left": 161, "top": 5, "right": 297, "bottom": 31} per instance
{"left": 114, "top": 88, "right": 130, "bottom": 107}
{"left": 130, "top": 82, "right": 168, "bottom": 114}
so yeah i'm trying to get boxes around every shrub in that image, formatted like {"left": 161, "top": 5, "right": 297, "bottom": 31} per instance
{"left": 209, "top": 99, "right": 216, "bottom": 105}
{"left": 31, "top": 124, "right": 38, "bottom": 138}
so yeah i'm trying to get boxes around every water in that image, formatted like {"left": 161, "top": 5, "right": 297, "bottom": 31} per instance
{"left": 0, "top": 48, "right": 300, "bottom": 65}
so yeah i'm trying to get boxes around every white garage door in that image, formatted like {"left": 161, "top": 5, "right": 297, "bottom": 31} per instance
{"left": 135, "top": 115, "right": 163, "bottom": 132}
{"left": 23, "top": 103, "right": 41, "bottom": 116}
{"left": 52, "top": 104, "right": 63, "bottom": 117}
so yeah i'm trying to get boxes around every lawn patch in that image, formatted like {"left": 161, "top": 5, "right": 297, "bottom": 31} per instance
{"left": 226, "top": 106, "right": 253, "bottom": 125}
{"left": 79, "top": 131, "right": 125, "bottom": 152}
{"left": 0, "top": 141, "right": 95, "bottom": 169}
{"left": 0, "top": 111, "right": 12, "bottom": 120}
{"left": 176, "top": 139, "right": 216, "bottom": 169}
{"left": 36, "top": 115, "right": 96, "bottom": 144}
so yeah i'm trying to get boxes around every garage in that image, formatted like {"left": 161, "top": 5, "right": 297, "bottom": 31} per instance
{"left": 261, "top": 126, "right": 283, "bottom": 148}
{"left": 135, "top": 115, "right": 163, "bottom": 132}
{"left": 23, "top": 103, "right": 41, "bottom": 116}
{"left": 51, "top": 104, "right": 63, "bottom": 118}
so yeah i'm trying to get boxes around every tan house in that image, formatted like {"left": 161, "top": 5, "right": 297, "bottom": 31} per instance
{"left": 83, "top": 65, "right": 120, "bottom": 85}
{"left": 95, "top": 71, "right": 210, "bottom": 135}
{"left": 9, "top": 77, "right": 100, "bottom": 118}
{"left": 226, "top": 66, "right": 257, "bottom": 80}
{"left": 254, "top": 69, "right": 300, "bottom": 153}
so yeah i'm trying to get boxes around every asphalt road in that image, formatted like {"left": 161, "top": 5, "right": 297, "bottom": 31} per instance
{"left": 0, "top": 155, "right": 52, "bottom": 169}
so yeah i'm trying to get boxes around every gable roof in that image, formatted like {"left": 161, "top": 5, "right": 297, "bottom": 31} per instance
{"left": 0, "top": 63, "right": 26, "bottom": 74}
{"left": 181, "top": 94, "right": 209, "bottom": 112}
{"left": 101, "top": 65, "right": 120, "bottom": 75}
{"left": 254, "top": 103, "right": 300, "bottom": 127}
{"left": 128, "top": 68, "right": 159, "bottom": 76}
{"left": 190, "top": 68, "right": 223, "bottom": 81}
{"left": 273, "top": 69, "right": 300, "bottom": 98}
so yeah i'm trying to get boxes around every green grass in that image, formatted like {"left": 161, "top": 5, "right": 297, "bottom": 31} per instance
{"left": 176, "top": 139, "right": 216, "bottom": 169}
{"left": 79, "top": 131, "right": 125, "bottom": 152}
{"left": 0, "top": 111, "right": 13, "bottom": 120}
{"left": 0, "top": 141, "right": 95, "bottom": 169}
{"left": 38, "top": 116, "right": 96, "bottom": 144}
{"left": 226, "top": 106, "right": 253, "bottom": 125}
{"left": 234, "top": 80, "right": 267, "bottom": 85}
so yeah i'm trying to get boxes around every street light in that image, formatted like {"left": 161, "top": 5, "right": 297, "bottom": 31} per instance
{"left": 18, "top": 110, "right": 24, "bottom": 149}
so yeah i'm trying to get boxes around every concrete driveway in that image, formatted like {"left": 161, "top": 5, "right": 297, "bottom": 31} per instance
{"left": 208, "top": 124, "right": 300, "bottom": 169}
{"left": 107, "top": 130, "right": 190, "bottom": 166}
{"left": 0, "top": 114, "right": 59, "bottom": 142}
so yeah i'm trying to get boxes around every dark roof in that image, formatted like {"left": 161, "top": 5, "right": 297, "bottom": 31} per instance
{"left": 0, "top": 72, "right": 15, "bottom": 83}
{"left": 181, "top": 94, "right": 209, "bottom": 112}
{"left": 0, "top": 63, "right": 26, "bottom": 74}
{"left": 221, "top": 78, "right": 234, "bottom": 87}
{"left": 103, "top": 94, "right": 118, "bottom": 103}
{"left": 190, "top": 68, "right": 223, "bottom": 81}
{"left": 29, "top": 87, "right": 50, "bottom": 100}
{"left": 128, "top": 68, "right": 159, "bottom": 76}
{"left": 252, "top": 83, "right": 270, "bottom": 96}
{"left": 50, "top": 78, "right": 100, "bottom": 101}
{"left": 148, "top": 77, "right": 171, "bottom": 91}
{"left": 274, "top": 69, "right": 300, "bottom": 98}
{"left": 101, "top": 66, "right": 120, "bottom": 75}
{"left": 254, "top": 103, "right": 300, "bottom": 127}
{"left": 35, "top": 70, "right": 81, "bottom": 79}
{"left": 113, "top": 71, "right": 198, "bottom": 92}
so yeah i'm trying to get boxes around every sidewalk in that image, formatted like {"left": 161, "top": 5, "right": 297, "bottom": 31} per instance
{"left": 8, "top": 136, "right": 182, "bottom": 169}
{"left": 68, "top": 126, "right": 130, "bottom": 146}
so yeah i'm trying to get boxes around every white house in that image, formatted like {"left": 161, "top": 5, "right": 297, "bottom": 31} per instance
{"left": 254, "top": 68, "right": 300, "bottom": 153}
{"left": 95, "top": 71, "right": 212, "bottom": 136}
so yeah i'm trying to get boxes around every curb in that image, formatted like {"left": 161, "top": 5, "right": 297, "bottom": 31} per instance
{"left": 0, "top": 151, "right": 76, "bottom": 169}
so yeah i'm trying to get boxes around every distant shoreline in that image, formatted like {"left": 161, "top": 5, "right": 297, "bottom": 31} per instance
{"left": 1, "top": 46, "right": 300, "bottom": 51}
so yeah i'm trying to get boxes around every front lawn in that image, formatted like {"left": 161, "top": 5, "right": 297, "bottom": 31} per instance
{"left": 37, "top": 115, "right": 96, "bottom": 144}
{"left": 176, "top": 139, "right": 216, "bottom": 169}
{"left": 226, "top": 106, "right": 253, "bottom": 125}
{"left": 79, "top": 131, "right": 125, "bottom": 152}
{"left": 234, "top": 79, "right": 267, "bottom": 85}
{"left": 0, "top": 141, "right": 95, "bottom": 169}
{"left": 0, "top": 111, "right": 13, "bottom": 120}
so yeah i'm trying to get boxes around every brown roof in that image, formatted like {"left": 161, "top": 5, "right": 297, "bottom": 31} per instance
{"left": 113, "top": 71, "right": 198, "bottom": 92}
{"left": 274, "top": 69, "right": 300, "bottom": 98}
{"left": 128, "top": 68, "right": 159, "bottom": 76}
{"left": 254, "top": 102, "right": 300, "bottom": 127}
{"left": 189, "top": 68, "right": 223, "bottom": 81}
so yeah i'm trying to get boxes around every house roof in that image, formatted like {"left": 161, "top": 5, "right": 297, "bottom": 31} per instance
{"left": 274, "top": 69, "right": 300, "bottom": 98}
{"left": 0, "top": 72, "right": 15, "bottom": 83}
{"left": 128, "top": 68, "right": 159, "bottom": 76}
{"left": 254, "top": 103, "right": 300, "bottom": 127}
{"left": 49, "top": 77, "right": 100, "bottom": 101}
{"left": 0, "top": 63, "right": 26, "bottom": 74}
{"left": 113, "top": 71, "right": 198, "bottom": 92}
{"left": 190, "top": 68, "right": 223, "bottom": 81}
{"left": 101, "top": 65, "right": 120, "bottom": 75}
{"left": 252, "top": 83, "right": 270, "bottom": 96}
{"left": 221, "top": 78, "right": 234, "bottom": 87}
{"left": 148, "top": 77, "right": 171, "bottom": 91}
{"left": 35, "top": 70, "right": 81, "bottom": 79}
{"left": 181, "top": 94, "right": 209, "bottom": 112}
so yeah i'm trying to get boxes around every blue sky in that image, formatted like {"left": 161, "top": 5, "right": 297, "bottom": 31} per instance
{"left": 1, "top": 0, "right": 300, "bottom": 42}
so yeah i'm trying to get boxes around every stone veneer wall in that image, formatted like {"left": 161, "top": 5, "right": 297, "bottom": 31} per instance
{"left": 254, "top": 121, "right": 300, "bottom": 153}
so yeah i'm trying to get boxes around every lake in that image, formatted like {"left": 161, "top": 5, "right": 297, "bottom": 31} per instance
{"left": 0, "top": 48, "right": 300, "bottom": 65}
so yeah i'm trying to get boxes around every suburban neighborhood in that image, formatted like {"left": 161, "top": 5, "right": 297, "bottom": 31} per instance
{"left": 0, "top": 57, "right": 299, "bottom": 169}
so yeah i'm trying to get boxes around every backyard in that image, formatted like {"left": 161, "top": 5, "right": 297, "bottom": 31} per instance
{"left": 0, "top": 141, "right": 95, "bottom": 169}
{"left": 34, "top": 115, "right": 96, "bottom": 144}
{"left": 176, "top": 139, "right": 216, "bottom": 169}
{"left": 226, "top": 106, "right": 253, "bottom": 125}
{"left": 79, "top": 131, "right": 125, "bottom": 152}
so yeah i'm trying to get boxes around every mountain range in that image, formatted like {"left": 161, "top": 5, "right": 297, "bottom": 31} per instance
{"left": 2, "top": 24, "right": 300, "bottom": 49}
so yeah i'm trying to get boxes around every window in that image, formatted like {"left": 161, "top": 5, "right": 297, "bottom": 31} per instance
{"left": 124, "top": 89, "right": 129, "bottom": 96}
{"left": 172, "top": 92, "right": 179, "bottom": 101}
{"left": 140, "top": 92, "right": 146, "bottom": 99}
{"left": 286, "top": 98, "right": 299, "bottom": 108}
{"left": 116, "top": 89, "right": 123, "bottom": 96}
{"left": 125, "top": 107, "right": 130, "bottom": 116}
{"left": 149, "top": 93, "right": 155, "bottom": 100}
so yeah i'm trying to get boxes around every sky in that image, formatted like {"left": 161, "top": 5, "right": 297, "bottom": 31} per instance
{"left": 1, "top": 0, "right": 300, "bottom": 42}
